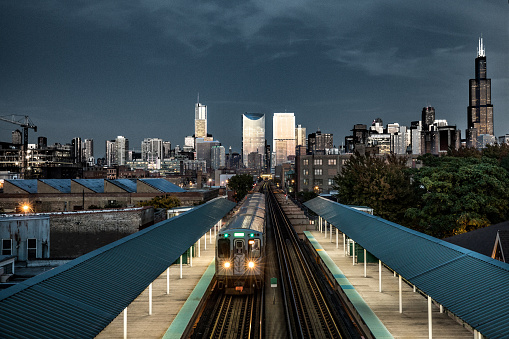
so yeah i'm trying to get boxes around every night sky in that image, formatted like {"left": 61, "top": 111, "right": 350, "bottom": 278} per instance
{"left": 1, "top": 1, "right": 508, "bottom": 157}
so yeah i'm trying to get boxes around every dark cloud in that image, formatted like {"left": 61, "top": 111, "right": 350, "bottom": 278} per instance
{"left": 0, "top": 1, "right": 507, "bottom": 155}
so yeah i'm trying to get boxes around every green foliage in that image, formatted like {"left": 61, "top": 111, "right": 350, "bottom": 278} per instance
{"left": 296, "top": 190, "right": 318, "bottom": 203}
{"left": 406, "top": 156, "right": 509, "bottom": 238}
{"left": 88, "top": 204, "right": 101, "bottom": 209}
{"left": 139, "top": 195, "right": 181, "bottom": 209}
{"left": 228, "top": 174, "right": 254, "bottom": 202}
{"left": 333, "top": 153, "right": 416, "bottom": 224}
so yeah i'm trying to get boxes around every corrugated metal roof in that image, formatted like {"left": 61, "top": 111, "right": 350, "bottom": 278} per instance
{"left": 6, "top": 179, "right": 38, "bottom": 193}
{"left": 304, "top": 197, "right": 509, "bottom": 339}
{"left": 0, "top": 197, "right": 236, "bottom": 338}
{"left": 139, "top": 178, "right": 186, "bottom": 193}
{"left": 73, "top": 179, "right": 104, "bottom": 193}
{"left": 39, "top": 179, "right": 71, "bottom": 193}
{"left": 107, "top": 179, "right": 137, "bottom": 193}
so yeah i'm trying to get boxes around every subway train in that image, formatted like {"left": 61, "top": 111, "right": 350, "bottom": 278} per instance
{"left": 215, "top": 192, "right": 266, "bottom": 294}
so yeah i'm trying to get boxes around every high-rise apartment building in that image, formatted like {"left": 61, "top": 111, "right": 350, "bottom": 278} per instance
{"left": 211, "top": 145, "right": 226, "bottom": 170}
{"left": 83, "top": 139, "right": 93, "bottom": 159}
{"left": 71, "top": 137, "right": 82, "bottom": 164}
{"left": 422, "top": 106, "right": 435, "bottom": 131}
{"left": 273, "top": 113, "right": 296, "bottom": 167}
{"left": 195, "top": 98, "right": 207, "bottom": 139}
{"left": 242, "top": 113, "right": 265, "bottom": 168}
{"left": 307, "top": 130, "right": 333, "bottom": 155}
{"left": 115, "top": 136, "right": 129, "bottom": 166}
{"left": 141, "top": 138, "right": 163, "bottom": 162}
{"left": 295, "top": 124, "right": 307, "bottom": 147}
{"left": 467, "top": 37, "right": 494, "bottom": 147}
{"left": 12, "top": 130, "right": 22, "bottom": 145}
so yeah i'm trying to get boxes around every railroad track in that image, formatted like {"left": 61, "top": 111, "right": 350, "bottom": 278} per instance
{"left": 190, "top": 287, "right": 263, "bottom": 339}
{"left": 268, "top": 186, "right": 358, "bottom": 339}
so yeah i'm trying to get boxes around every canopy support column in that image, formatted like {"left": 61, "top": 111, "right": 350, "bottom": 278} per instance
{"left": 166, "top": 267, "right": 170, "bottom": 294}
{"left": 399, "top": 275, "right": 402, "bottom": 313}
{"left": 336, "top": 228, "right": 338, "bottom": 248}
{"left": 149, "top": 283, "right": 153, "bottom": 315}
{"left": 379, "top": 260, "right": 382, "bottom": 292}
{"left": 352, "top": 241, "right": 355, "bottom": 265}
{"left": 123, "top": 307, "right": 128, "bottom": 339}
{"left": 428, "top": 295, "right": 433, "bottom": 339}
{"left": 180, "top": 255, "right": 183, "bottom": 279}
{"left": 364, "top": 249, "right": 367, "bottom": 277}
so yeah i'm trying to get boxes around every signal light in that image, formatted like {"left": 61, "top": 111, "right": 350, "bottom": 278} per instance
{"left": 248, "top": 261, "right": 255, "bottom": 268}
{"left": 249, "top": 233, "right": 254, "bottom": 237}
{"left": 224, "top": 234, "right": 229, "bottom": 238}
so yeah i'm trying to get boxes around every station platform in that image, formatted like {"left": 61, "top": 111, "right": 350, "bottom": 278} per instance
{"left": 305, "top": 230, "right": 473, "bottom": 338}
{"left": 96, "top": 234, "right": 216, "bottom": 339}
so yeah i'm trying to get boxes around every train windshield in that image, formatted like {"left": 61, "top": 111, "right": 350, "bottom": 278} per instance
{"left": 217, "top": 239, "right": 230, "bottom": 258}
{"left": 248, "top": 239, "right": 261, "bottom": 258}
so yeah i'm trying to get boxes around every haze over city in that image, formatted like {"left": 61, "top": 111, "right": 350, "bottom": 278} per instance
{"left": 1, "top": 1, "right": 508, "bottom": 155}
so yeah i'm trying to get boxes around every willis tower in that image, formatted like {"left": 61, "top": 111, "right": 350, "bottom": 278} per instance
{"left": 466, "top": 37, "right": 494, "bottom": 147}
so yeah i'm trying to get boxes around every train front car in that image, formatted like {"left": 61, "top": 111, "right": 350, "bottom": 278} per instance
{"left": 216, "top": 193, "right": 266, "bottom": 294}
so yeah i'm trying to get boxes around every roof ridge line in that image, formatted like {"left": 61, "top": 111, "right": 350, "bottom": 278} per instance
{"left": 407, "top": 253, "right": 468, "bottom": 281}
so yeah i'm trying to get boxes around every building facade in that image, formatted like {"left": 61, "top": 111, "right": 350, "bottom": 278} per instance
{"left": 242, "top": 113, "right": 265, "bottom": 168}
{"left": 273, "top": 113, "right": 296, "bottom": 167}
{"left": 195, "top": 101, "right": 207, "bottom": 139}
{"left": 467, "top": 37, "right": 494, "bottom": 147}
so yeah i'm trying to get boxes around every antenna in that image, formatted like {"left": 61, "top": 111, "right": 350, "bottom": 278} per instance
{"left": 197, "top": 92, "right": 200, "bottom": 104}
{"left": 477, "top": 35, "right": 485, "bottom": 57}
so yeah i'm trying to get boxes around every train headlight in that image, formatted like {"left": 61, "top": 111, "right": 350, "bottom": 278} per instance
{"left": 223, "top": 262, "right": 231, "bottom": 268}
{"left": 248, "top": 261, "right": 255, "bottom": 268}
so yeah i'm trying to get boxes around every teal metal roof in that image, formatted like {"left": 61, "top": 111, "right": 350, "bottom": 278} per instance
{"left": 305, "top": 197, "right": 509, "bottom": 339}
{"left": 0, "top": 197, "right": 235, "bottom": 338}
{"left": 39, "top": 179, "right": 71, "bottom": 193}
{"left": 6, "top": 179, "right": 38, "bottom": 193}
{"left": 107, "top": 179, "right": 137, "bottom": 193}
{"left": 73, "top": 179, "right": 104, "bottom": 193}
{"left": 139, "top": 178, "right": 186, "bottom": 193}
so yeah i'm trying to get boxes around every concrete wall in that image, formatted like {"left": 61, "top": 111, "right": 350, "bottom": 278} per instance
{"left": 0, "top": 215, "right": 50, "bottom": 261}
{"left": 49, "top": 207, "right": 154, "bottom": 259}
{"left": 0, "top": 190, "right": 219, "bottom": 213}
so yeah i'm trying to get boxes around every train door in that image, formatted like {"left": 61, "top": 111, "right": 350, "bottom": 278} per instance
{"left": 233, "top": 239, "right": 246, "bottom": 275}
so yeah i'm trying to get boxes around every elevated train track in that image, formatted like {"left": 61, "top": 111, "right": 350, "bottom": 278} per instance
{"left": 190, "top": 183, "right": 360, "bottom": 338}
{"left": 267, "top": 186, "right": 360, "bottom": 339}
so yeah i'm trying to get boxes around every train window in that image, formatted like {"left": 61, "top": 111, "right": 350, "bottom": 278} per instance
{"left": 249, "top": 239, "right": 261, "bottom": 258}
{"left": 217, "top": 239, "right": 230, "bottom": 258}
{"left": 235, "top": 240, "right": 244, "bottom": 254}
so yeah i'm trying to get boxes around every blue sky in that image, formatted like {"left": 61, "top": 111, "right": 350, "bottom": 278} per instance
{"left": 1, "top": 1, "right": 508, "bottom": 156}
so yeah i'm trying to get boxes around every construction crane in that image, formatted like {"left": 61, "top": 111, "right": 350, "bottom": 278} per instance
{"left": 0, "top": 115, "right": 37, "bottom": 178}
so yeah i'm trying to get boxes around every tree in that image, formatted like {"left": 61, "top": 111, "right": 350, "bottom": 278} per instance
{"left": 406, "top": 156, "right": 509, "bottom": 238}
{"left": 333, "top": 153, "right": 416, "bottom": 224}
{"left": 228, "top": 174, "right": 254, "bottom": 202}
{"left": 139, "top": 195, "right": 181, "bottom": 209}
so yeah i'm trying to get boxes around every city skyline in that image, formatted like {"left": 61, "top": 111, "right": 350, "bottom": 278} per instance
{"left": 0, "top": 2, "right": 508, "bottom": 155}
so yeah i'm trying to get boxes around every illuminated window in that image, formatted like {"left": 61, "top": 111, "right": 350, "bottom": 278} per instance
{"left": 314, "top": 159, "right": 322, "bottom": 165}
{"left": 328, "top": 159, "right": 336, "bottom": 166}
{"left": 303, "top": 159, "right": 309, "bottom": 166}
{"left": 314, "top": 168, "right": 322, "bottom": 175}
{"left": 303, "top": 169, "right": 309, "bottom": 176}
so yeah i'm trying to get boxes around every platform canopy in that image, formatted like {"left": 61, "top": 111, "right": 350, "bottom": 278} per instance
{"left": 305, "top": 197, "right": 509, "bottom": 339}
{"left": 0, "top": 197, "right": 235, "bottom": 338}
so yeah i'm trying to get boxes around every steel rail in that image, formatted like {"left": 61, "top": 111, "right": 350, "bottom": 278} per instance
{"left": 269, "top": 186, "right": 343, "bottom": 338}
{"left": 267, "top": 190, "right": 302, "bottom": 339}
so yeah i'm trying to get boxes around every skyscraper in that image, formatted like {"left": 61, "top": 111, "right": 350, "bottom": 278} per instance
{"left": 273, "top": 113, "right": 296, "bottom": 167}
{"left": 141, "top": 138, "right": 163, "bottom": 162}
{"left": 242, "top": 113, "right": 265, "bottom": 168}
{"left": 467, "top": 37, "right": 494, "bottom": 147}
{"left": 195, "top": 97, "right": 207, "bottom": 139}
{"left": 421, "top": 106, "right": 435, "bottom": 131}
